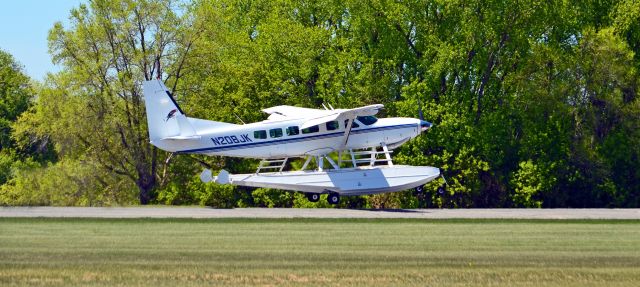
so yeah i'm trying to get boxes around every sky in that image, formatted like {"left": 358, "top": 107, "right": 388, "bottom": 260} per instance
{"left": 0, "top": 0, "right": 85, "bottom": 81}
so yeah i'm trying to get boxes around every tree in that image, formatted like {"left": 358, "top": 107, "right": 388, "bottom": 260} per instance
{"left": 0, "top": 49, "right": 34, "bottom": 185}
{"left": 43, "top": 0, "right": 197, "bottom": 204}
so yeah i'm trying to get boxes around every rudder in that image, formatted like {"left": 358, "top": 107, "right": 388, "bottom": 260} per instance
{"left": 142, "top": 79, "right": 184, "bottom": 142}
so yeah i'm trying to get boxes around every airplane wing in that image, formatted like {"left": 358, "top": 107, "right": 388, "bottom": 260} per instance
{"left": 262, "top": 105, "right": 330, "bottom": 120}
{"left": 300, "top": 104, "right": 383, "bottom": 129}
{"left": 262, "top": 105, "right": 383, "bottom": 126}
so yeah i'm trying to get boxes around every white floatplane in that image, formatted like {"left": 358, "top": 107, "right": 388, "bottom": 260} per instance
{"left": 143, "top": 79, "right": 441, "bottom": 204}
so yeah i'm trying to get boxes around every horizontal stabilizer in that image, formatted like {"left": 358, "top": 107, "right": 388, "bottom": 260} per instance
{"left": 159, "top": 115, "right": 201, "bottom": 140}
{"left": 162, "top": 135, "right": 202, "bottom": 140}
{"left": 176, "top": 114, "right": 197, "bottom": 137}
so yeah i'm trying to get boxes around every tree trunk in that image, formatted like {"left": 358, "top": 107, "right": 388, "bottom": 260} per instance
{"left": 475, "top": 32, "right": 508, "bottom": 124}
{"left": 136, "top": 170, "right": 156, "bottom": 205}
{"left": 136, "top": 156, "right": 156, "bottom": 205}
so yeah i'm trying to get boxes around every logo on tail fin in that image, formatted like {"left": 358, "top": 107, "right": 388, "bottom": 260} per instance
{"left": 165, "top": 109, "right": 177, "bottom": 122}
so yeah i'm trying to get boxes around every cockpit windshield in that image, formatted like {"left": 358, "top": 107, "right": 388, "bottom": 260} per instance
{"left": 356, "top": 115, "right": 378, "bottom": 126}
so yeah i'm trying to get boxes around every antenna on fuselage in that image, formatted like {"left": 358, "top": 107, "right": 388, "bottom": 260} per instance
{"left": 234, "top": 113, "right": 246, "bottom": 124}
{"left": 328, "top": 103, "right": 334, "bottom": 110}
{"left": 322, "top": 103, "right": 329, "bottom": 110}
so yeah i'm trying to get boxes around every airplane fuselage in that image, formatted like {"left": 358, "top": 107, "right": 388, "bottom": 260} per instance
{"left": 153, "top": 116, "right": 422, "bottom": 158}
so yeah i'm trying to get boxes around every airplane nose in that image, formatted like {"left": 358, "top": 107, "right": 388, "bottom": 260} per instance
{"left": 420, "top": 120, "right": 432, "bottom": 131}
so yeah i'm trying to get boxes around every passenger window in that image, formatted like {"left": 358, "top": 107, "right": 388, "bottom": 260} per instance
{"left": 302, "top": 125, "right": 319, "bottom": 134}
{"left": 356, "top": 115, "right": 378, "bottom": 125}
{"left": 269, "top": 128, "right": 283, "bottom": 138}
{"left": 254, "top": 130, "right": 267, "bottom": 139}
{"left": 286, "top": 126, "right": 299, "bottom": 136}
{"left": 344, "top": 119, "right": 359, "bottom": 129}
{"left": 326, "top": 121, "right": 339, "bottom": 131}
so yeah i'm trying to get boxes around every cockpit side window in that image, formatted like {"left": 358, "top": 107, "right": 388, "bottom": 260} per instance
{"left": 326, "top": 121, "right": 339, "bottom": 131}
{"left": 356, "top": 115, "right": 378, "bottom": 125}
{"left": 344, "top": 119, "right": 359, "bottom": 128}
{"left": 302, "top": 125, "right": 319, "bottom": 134}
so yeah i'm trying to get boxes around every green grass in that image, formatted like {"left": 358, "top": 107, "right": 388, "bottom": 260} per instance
{"left": 0, "top": 218, "right": 639, "bottom": 286}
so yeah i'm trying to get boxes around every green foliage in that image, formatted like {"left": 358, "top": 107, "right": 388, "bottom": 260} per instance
{"left": 510, "top": 161, "right": 553, "bottom": 208}
{"left": 0, "top": 151, "right": 16, "bottom": 186}
{"left": 612, "top": 0, "right": 640, "bottom": 63}
{"left": 250, "top": 188, "right": 295, "bottom": 208}
{"left": 197, "top": 184, "right": 241, "bottom": 208}
{"left": 157, "top": 177, "right": 240, "bottom": 208}
{"left": 366, "top": 192, "right": 402, "bottom": 209}
{"left": 0, "top": 50, "right": 31, "bottom": 134}
{"left": 291, "top": 193, "right": 333, "bottom": 208}
{"left": 0, "top": 159, "right": 136, "bottom": 206}
{"left": 0, "top": 50, "right": 41, "bottom": 186}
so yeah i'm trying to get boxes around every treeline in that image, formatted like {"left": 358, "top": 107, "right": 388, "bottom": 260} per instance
{"left": 1, "top": 0, "right": 639, "bottom": 208}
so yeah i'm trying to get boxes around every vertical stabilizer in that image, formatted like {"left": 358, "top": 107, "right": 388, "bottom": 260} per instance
{"left": 143, "top": 79, "right": 193, "bottom": 142}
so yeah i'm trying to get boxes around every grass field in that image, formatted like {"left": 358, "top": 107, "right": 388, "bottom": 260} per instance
{"left": 0, "top": 218, "right": 639, "bottom": 286}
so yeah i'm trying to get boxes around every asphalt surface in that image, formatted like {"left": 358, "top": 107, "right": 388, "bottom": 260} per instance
{"left": 1, "top": 207, "right": 639, "bottom": 219}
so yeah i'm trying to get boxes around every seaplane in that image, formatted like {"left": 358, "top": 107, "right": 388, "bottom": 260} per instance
{"left": 143, "top": 78, "right": 441, "bottom": 204}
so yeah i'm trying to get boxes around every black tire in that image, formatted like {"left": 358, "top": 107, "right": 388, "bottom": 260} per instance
{"left": 437, "top": 186, "right": 446, "bottom": 195}
{"left": 306, "top": 193, "right": 320, "bottom": 202}
{"left": 327, "top": 193, "right": 340, "bottom": 205}
{"left": 414, "top": 185, "right": 424, "bottom": 194}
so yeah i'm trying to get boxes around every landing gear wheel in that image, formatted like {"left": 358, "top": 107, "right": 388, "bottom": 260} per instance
{"left": 306, "top": 193, "right": 320, "bottom": 202}
{"left": 327, "top": 193, "right": 340, "bottom": 205}
{"left": 413, "top": 185, "right": 424, "bottom": 195}
{"left": 437, "top": 185, "right": 446, "bottom": 195}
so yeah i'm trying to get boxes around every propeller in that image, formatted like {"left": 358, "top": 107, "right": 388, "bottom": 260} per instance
{"left": 418, "top": 97, "right": 432, "bottom": 131}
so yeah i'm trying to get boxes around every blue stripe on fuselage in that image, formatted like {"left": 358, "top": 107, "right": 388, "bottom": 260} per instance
{"left": 175, "top": 124, "right": 417, "bottom": 154}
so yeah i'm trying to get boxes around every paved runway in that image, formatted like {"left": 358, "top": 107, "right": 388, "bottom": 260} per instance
{"left": 1, "top": 207, "right": 639, "bottom": 219}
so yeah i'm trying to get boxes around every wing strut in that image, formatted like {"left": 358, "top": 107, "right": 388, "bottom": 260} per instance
{"left": 340, "top": 118, "right": 355, "bottom": 149}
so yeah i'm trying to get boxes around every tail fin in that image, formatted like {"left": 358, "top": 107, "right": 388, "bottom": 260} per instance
{"left": 143, "top": 79, "right": 199, "bottom": 142}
